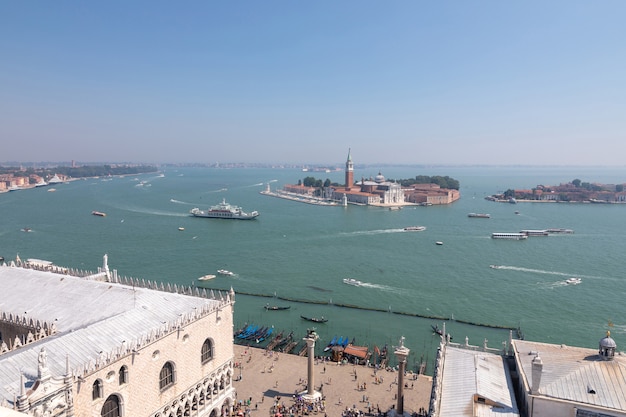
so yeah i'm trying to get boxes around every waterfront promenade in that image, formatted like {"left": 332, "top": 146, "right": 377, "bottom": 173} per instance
{"left": 232, "top": 345, "right": 432, "bottom": 416}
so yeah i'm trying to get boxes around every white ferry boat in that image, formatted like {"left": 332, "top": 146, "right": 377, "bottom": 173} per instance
{"left": 491, "top": 232, "right": 528, "bottom": 240}
{"left": 565, "top": 277, "right": 582, "bottom": 285}
{"left": 468, "top": 213, "right": 490, "bottom": 218}
{"left": 546, "top": 228, "right": 574, "bottom": 234}
{"left": 190, "top": 198, "right": 259, "bottom": 220}
{"left": 521, "top": 229, "right": 549, "bottom": 236}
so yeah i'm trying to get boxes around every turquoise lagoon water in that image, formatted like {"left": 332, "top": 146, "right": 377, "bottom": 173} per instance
{"left": 2, "top": 166, "right": 626, "bottom": 373}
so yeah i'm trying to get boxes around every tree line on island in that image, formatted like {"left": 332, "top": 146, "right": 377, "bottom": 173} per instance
{"left": 1, "top": 164, "right": 158, "bottom": 183}
{"left": 498, "top": 178, "right": 625, "bottom": 202}
{"left": 298, "top": 175, "right": 460, "bottom": 190}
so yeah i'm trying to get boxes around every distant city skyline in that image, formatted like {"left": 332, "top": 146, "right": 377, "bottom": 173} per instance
{"left": 2, "top": 1, "right": 626, "bottom": 166}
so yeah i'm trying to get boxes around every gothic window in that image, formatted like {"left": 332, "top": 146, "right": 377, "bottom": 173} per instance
{"left": 119, "top": 366, "right": 128, "bottom": 385}
{"left": 159, "top": 362, "right": 176, "bottom": 390}
{"left": 93, "top": 379, "right": 104, "bottom": 400}
{"left": 201, "top": 339, "right": 214, "bottom": 364}
{"left": 101, "top": 394, "right": 121, "bottom": 417}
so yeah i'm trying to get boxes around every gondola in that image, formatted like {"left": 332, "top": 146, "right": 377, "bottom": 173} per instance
{"left": 264, "top": 304, "right": 291, "bottom": 311}
{"left": 300, "top": 315, "right": 328, "bottom": 323}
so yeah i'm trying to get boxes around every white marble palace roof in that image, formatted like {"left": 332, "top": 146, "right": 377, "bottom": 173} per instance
{"left": 0, "top": 266, "right": 227, "bottom": 402}
{"left": 513, "top": 339, "right": 626, "bottom": 412}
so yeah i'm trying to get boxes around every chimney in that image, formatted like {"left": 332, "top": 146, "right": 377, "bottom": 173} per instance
{"left": 531, "top": 355, "right": 543, "bottom": 394}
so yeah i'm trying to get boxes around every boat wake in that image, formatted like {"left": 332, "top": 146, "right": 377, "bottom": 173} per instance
{"left": 340, "top": 228, "right": 406, "bottom": 237}
{"left": 496, "top": 265, "right": 606, "bottom": 281}
{"left": 359, "top": 282, "right": 400, "bottom": 293}
{"left": 494, "top": 266, "right": 575, "bottom": 277}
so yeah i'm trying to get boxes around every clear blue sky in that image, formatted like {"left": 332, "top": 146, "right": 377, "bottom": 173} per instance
{"left": 1, "top": 1, "right": 625, "bottom": 165}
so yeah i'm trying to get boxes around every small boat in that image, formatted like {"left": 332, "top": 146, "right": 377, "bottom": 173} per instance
{"left": 91, "top": 211, "right": 106, "bottom": 217}
{"left": 300, "top": 315, "right": 328, "bottom": 323}
{"left": 217, "top": 269, "right": 235, "bottom": 276}
{"left": 431, "top": 325, "right": 443, "bottom": 336}
{"left": 489, "top": 265, "right": 502, "bottom": 269}
{"left": 565, "top": 277, "right": 582, "bottom": 285}
{"left": 404, "top": 226, "right": 426, "bottom": 231}
{"left": 468, "top": 213, "right": 491, "bottom": 218}
{"left": 264, "top": 304, "right": 291, "bottom": 311}
{"left": 198, "top": 274, "right": 216, "bottom": 281}
{"left": 435, "top": 241, "right": 443, "bottom": 246}
{"left": 343, "top": 278, "right": 362, "bottom": 286}
{"left": 21, "top": 227, "right": 32, "bottom": 233}
{"left": 178, "top": 227, "right": 185, "bottom": 231}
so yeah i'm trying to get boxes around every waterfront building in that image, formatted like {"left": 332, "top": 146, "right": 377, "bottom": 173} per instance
{"left": 0, "top": 256, "right": 236, "bottom": 417}
{"left": 430, "top": 329, "right": 626, "bottom": 417}
{"left": 404, "top": 184, "right": 460, "bottom": 205}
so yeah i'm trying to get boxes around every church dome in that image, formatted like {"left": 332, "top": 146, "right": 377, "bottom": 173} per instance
{"left": 375, "top": 172, "right": 385, "bottom": 183}
{"left": 599, "top": 331, "right": 617, "bottom": 360}
{"left": 600, "top": 332, "right": 617, "bottom": 348}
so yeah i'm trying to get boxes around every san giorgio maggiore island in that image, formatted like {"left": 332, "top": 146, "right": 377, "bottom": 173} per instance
{"left": 260, "top": 149, "right": 461, "bottom": 208}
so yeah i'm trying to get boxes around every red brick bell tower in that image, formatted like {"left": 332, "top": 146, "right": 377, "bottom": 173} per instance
{"left": 345, "top": 148, "right": 354, "bottom": 191}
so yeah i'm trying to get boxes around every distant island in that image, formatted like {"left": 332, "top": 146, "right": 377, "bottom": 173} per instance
{"left": 263, "top": 150, "right": 461, "bottom": 207}
{"left": 0, "top": 163, "right": 158, "bottom": 192}
{"left": 486, "top": 178, "right": 626, "bottom": 203}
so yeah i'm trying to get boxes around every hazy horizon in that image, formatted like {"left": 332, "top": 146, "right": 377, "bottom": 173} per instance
{"left": 2, "top": 1, "right": 626, "bottom": 166}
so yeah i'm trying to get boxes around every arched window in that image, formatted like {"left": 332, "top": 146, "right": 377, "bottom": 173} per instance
{"left": 92, "top": 379, "right": 103, "bottom": 400}
{"left": 201, "top": 339, "right": 214, "bottom": 364}
{"left": 101, "top": 394, "right": 121, "bottom": 417}
{"left": 159, "top": 362, "right": 176, "bottom": 390}
{"left": 119, "top": 366, "right": 128, "bottom": 385}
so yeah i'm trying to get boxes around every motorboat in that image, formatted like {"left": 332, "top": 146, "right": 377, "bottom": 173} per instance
{"left": 91, "top": 211, "right": 106, "bottom": 217}
{"left": 565, "top": 277, "right": 582, "bottom": 285}
{"left": 343, "top": 278, "right": 362, "bottom": 286}
{"left": 435, "top": 241, "right": 443, "bottom": 246}
{"left": 198, "top": 274, "right": 216, "bottom": 281}
{"left": 404, "top": 226, "right": 426, "bottom": 232}
{"left": 217, "top": 269, "right": 235, "bottom": 276}
{"left": 190, "top": 198, "right": 259, "bottom": 220}
{"left": 468, "top": 213, "right": 490, "bottom": 218}
{"left": 489, "top": 265, "right": 502, "bottom": 269}
{"left": 178, "top": 227, "right": 185, "bottom": 231}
